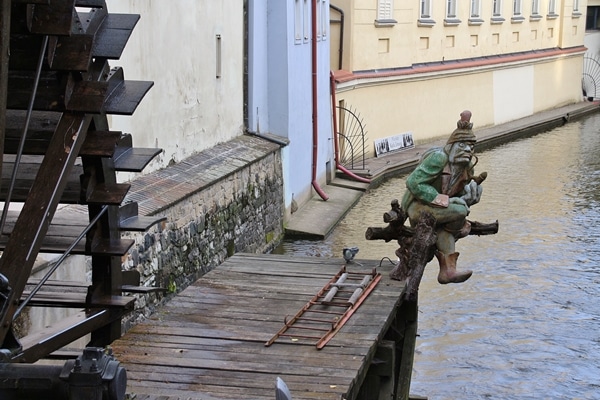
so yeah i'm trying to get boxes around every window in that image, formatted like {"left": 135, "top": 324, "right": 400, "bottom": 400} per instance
{"left": 531, "top": 0, "right": 540, "bottom": 15}
{"left": 492, "top": 0, "right": 505, "bottom": 23}
{"left": 470, "top": 0, "right": 481, "bottom": 18}
{"left": 376, "top": 0, "right": 397, "bottom": 25}
{"left": 420, "top": 0, "right": 432, "bottom": 18}
{"left": 548, "top": 0, "right": 558, "bottom": 17}
{"left": 378, "top": 0, "right": 393, "bottom": 20}
{"left": 573, "top": 0, "right": 581, "bottom": 17}
{"left": 303, "top": 0, "right": 309, "bottom": 42}
{"left": 587, "top": 6, "right": 600, "bottom": 30}
{"left": 418, "top": 0, "right": 435, "bottom": 26}
{"left": 447, "top": 0, "right": 457, "bottom": 18}
{"left": 469, "top": 0, "right": 483, "bottom": 24}
{"left": 294, "top": 0, "right": 302, "bottom": 43}
{"left": 513, "top": 0, "right": 521, "bottom": 16}
{"left": 530, "top": 0, "right": 541, "bottom": 20}
{"left": 445, "top": 0, "right": 460, "bottom": 25}
{"left": 321, "top": 0, "right": 327, "bottom": 38}
{"left": 512, "top": 0, "right": 524, "bottom": 22}
{"left": 317, "top": 0, "right": 322, "bottom": 39}
{"left": 493, "top": 0, "right": 502, "bottom": 16}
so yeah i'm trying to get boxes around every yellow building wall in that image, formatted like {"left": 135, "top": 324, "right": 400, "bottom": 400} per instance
{"left": 331, "top": 0, "right": 586, "bottom": 158}
{"left": 336, "top": 0, "right": 585, "bottom": 72}
{"left": 533, "top": 55, "right": 585, "bottom": 111}
{"left": 335, "top": 55, "right": 583, "bottom": 157}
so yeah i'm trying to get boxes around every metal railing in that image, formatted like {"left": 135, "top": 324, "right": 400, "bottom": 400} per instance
{"left": 582, "top": 54, "right": 600, "bottom": 100}
{"left": 335, "top": 105, "right": 368, "bottom": 170}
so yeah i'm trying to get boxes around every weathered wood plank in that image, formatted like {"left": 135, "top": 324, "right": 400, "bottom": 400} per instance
{"left": 114, "top": 334, "right": 371, "bottom": 357}
{"left": 20, "top": 291, "right": 134, "bottom": 309}
{"left": 125, "top": 368, "right": 340, "bottom": 397}
{"left": 114, "top": 147, "right": 162, "bottom": 172}
{"left": 110, "top": 254, "right": 409, "bottom": 400}
{"left": 92, "top": 13, "right": 140, "bottom": 59}
{"left": 28, "top": 0, "right": 76, "bottom": 35}
{"left": 47, "top": 34, "right": 94, "bottom": 71}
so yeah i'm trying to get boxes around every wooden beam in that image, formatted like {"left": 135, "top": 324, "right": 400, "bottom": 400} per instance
{"left": 0, "top": 112, "right": 90, "bottom": 348}
{"left": 0, "top": 0, "right": 9, "bottom": 182}
{"left": 28, "top": 0, "right": 76, "bottom": 36}
{"left": 14, "top": 310, "right": 113, "bottom": 363}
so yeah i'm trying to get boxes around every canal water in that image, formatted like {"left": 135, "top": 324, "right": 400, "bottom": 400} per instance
{"left": 275, "top": 112, "right": 600, "bottom": 399}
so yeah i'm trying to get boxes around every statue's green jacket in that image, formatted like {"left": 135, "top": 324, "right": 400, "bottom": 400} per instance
{"left": 401, "top": 148, "right": 474, "bottom": 211}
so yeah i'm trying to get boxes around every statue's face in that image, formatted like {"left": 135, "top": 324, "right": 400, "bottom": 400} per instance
{"left": 448, "top": 141, "right": 474, "bottom": 165}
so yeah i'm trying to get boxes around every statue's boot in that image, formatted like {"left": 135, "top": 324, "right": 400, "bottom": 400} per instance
{"left": 435, "top": 250, "right": 472, "bottom": 284}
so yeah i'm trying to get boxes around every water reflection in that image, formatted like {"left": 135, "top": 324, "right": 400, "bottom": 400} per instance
{"left": 276, "top": 113, "right": 600, "bottom": 399}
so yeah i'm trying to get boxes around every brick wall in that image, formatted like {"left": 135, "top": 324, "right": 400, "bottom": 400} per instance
{"left": 120, "top": 135, "right": 285, "bottom": 329}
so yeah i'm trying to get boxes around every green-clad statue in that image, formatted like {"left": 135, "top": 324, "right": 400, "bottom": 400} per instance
{"left": 401, "top": 110, "right": 485, "bottom": 284}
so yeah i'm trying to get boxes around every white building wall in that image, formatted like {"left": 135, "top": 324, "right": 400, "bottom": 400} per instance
{"left": 105, "top": 0, "right": 333, "bottom": 217}
{"left": 105, "top": 1, "right": 245, "bottom": 174}
{"left": 584, "top": 31, "right": 600, "bottom": 56}
{"left": 247, "top": 2, "right": 270, "bottom": 133}
{"left": 249, "top": 1, "right": 334, "bottom": 217}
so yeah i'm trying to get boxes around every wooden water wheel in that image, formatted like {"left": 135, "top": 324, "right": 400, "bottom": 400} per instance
{"left": 0, "top": 0, "right": 163, "bottom": 364}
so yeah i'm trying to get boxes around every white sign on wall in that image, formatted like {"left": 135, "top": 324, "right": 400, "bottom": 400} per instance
{"left": 374, "top": 131, "right": 414, "bottom": 157}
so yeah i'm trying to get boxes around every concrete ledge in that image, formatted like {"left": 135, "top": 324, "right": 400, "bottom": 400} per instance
{"left": 284, "top": 184, "right": 364, "bottom": 240}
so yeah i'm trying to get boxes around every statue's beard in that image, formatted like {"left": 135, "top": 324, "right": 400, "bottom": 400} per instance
{"left": 449, "top": 163, "right": 468, "bottom": 191}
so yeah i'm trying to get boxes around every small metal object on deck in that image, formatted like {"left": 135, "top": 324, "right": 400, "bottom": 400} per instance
{"left": 276, "top": 377, "right": 293, "bottom": 400}
{"left": 265, "top": 266, "right": 381, "bottom": 349}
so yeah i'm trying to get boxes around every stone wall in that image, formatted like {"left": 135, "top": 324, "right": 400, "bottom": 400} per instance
{"left": 119, "top": 135, "right": 285, "bottom": 330}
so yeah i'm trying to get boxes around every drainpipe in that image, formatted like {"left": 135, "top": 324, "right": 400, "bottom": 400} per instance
{"left": 329, "top": 3, "right": 344, "bottom": 70}
{"left": 330, "top": 72, "right": 371, "bottom": 184}
{"left": 311, "top": 0, "right": 328, "bottom": 201}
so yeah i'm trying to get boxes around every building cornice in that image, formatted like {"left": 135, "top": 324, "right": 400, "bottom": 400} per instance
{"left": 333, "top": 46, "right": 586, "bottom": 90}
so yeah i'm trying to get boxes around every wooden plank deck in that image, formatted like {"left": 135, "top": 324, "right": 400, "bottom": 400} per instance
{"left": 110, "top": 253, "right": 410, "bottom": 400}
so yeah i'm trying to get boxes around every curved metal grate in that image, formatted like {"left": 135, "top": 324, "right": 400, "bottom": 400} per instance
{"left": 582, "top": 54, "right": 600, "bottom": 100}
{"left": 336, "top": 105, "right": 368, "bottom": 170}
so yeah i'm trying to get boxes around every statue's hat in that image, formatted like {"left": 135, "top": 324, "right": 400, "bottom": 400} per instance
{"left": 447, "top": 110, "right": 476, "bottom": 144}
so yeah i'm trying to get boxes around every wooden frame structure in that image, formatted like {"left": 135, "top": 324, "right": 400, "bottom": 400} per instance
{"left": 0, "top": 0, "right": 163, "bottom": 363}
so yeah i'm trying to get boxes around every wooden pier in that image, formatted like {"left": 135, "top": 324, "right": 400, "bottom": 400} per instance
{"left": 110, "top": 253, "right": 418, "bottom": 400}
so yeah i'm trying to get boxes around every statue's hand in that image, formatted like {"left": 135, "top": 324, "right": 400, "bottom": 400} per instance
{"left": 461, "top": 180, "right": 483, "bottom": 206}
{"left": 449, "top": 196, "right": 469, "bottom": 213}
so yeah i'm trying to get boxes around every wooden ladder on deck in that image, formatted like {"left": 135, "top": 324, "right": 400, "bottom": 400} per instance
{"left": 266, "top": 266, "right": 382, "bottom": 349}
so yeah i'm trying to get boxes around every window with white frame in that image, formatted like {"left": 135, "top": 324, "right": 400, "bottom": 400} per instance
{"left": 316, "top": 0, "right": 322, "bottom": 39}
{"left": 303, "top": 0, "right": 309, "bottom": 42}
{"left": 294, "top": 0, "right": 302, "bottom": 43}
{"left": 321, "top": 0, "right": 327, "bottom": 38}
{"left": 492, "top": 0, "right": 505, "bottom": 22}
{"left": 573, "top": 0, "right": 581, "bottom": 16}
{"left": 530, "top": 0, "right": 541, "bottom": 20}
{"left": 512, "top": 0, "right": 524, "bottom": 21}
{"left": 445, "top": 0, "right": 461, "bottom": 25}
{"left": 469, "top": 0, "right": 484, "bottom": 24}
{"left": 531, "top": 0, "right": 540, "bottom": 15}
{"left": 548, "top": 0, "right": 557, "bottom": 16}
{"left": 446, "top": 0, "right": 457, "bottom": 18}
{"left": 513, "top": 0, "right": 522, "bottom": 16}
{"left": 419, "top": 0, "right": 435, "bottom": 25}
{"left": 493, "top": 0, "right": 503, "bottom": 16}
{"left": 378, "top": 0, "right": 394, "bottom": 20}
{"left": 471, "top": 0, "right": 482, "bottom": 18}
{"left": 420, "top": 0, "right": 432, "bottom": 18}
{"left": 376, "top": 0, "right": 397, "bottom": 25}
